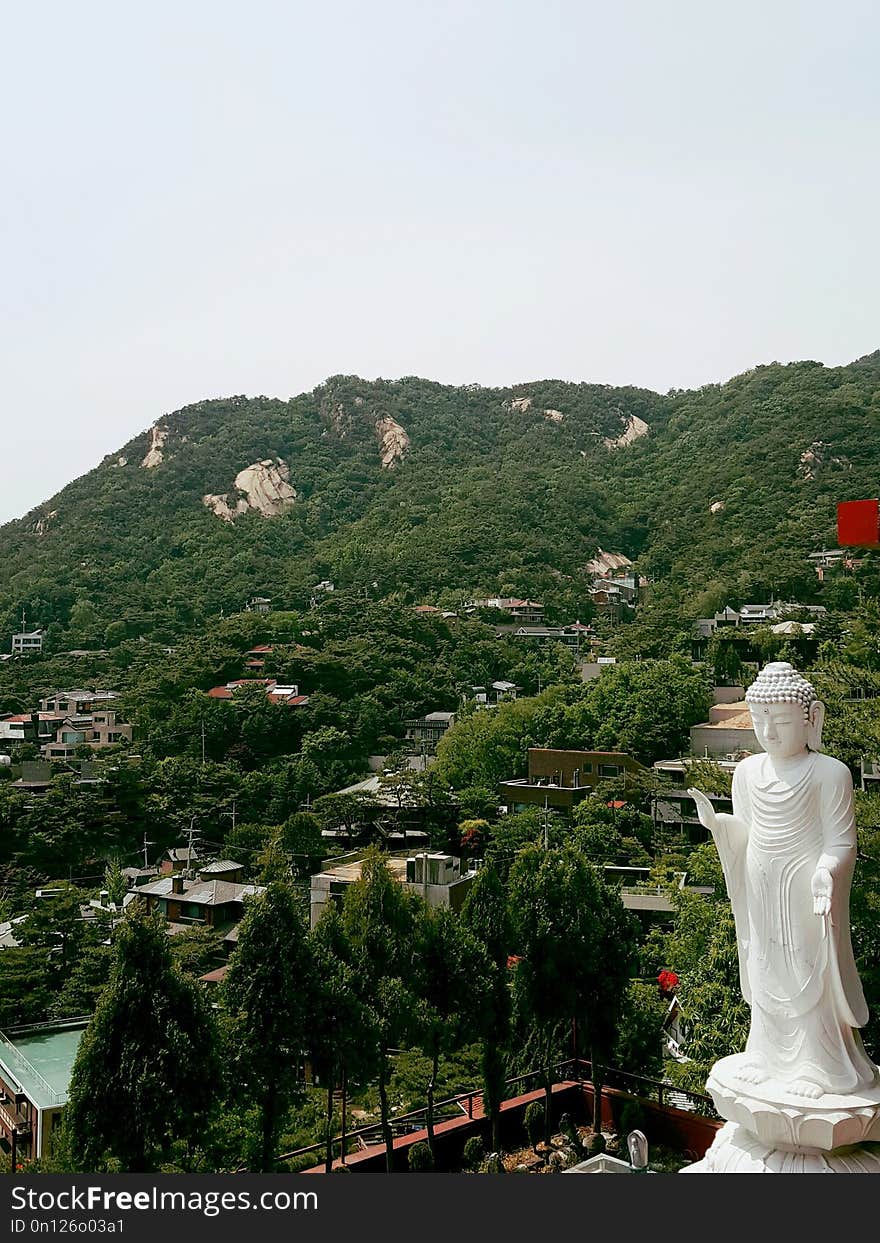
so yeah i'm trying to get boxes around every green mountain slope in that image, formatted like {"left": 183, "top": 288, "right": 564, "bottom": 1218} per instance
{"left": 2, "top": 355, "right": 879, "bottom": 648}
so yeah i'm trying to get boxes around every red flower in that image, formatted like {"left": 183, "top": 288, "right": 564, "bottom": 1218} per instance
{"left": 507, "top": 954, "right": 523, "bottom": 970}
{"left": 657, "top": 969, "right": 679, "bottom": 994}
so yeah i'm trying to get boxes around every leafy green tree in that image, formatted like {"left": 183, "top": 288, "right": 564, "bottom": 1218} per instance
{"left": 223, "top": 883, "right": 316, "bottom": 1171}
{"left": 64, "top": 910, "right": 219, "bottom": 1171}
{"left": 308, "top": 907, "right": 378, "bottom": 1171}
{"left": 461, "top": 863, "right": 512, "bottom": 1151}
{"left": 413, "top": 905, "right": 491, "bottom": 1156}
{"left": 280, "top": 810, "right": 325, "bottom": 877}
{"left": 103, "top": 860, "right": 127, "bottom": 907}
{"left": 612, "top": 980, "right": 668, "bottom": 1079}
{"left": 669, "top": 903, "right": 749, "bottom": 1095}
{"left": 341, "top": 849, "right": 420, "bottom": 1172}
{"left": 509, "top": 845, "right": 637, "bottom": 1136}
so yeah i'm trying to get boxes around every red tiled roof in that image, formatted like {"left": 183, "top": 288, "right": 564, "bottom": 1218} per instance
{"left": 246, "top": 645, "right": 273, "bottom": 654}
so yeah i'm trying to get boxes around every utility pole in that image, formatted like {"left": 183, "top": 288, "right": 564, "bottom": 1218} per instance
{"left": 200, "top": 716, "right": 207, "bottom": 766}
{"left": 543, "top": 795, "right": 550, "bottom": 851}
{"left": 142, "top": 832, "right": 155, "bottom": 868}
{"left": 183, "top": 817, "right": 200, "bottom": 877}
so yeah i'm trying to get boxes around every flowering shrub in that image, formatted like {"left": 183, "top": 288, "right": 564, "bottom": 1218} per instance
{"left": 657, "top": 969, "right": 679, "bottom": 994}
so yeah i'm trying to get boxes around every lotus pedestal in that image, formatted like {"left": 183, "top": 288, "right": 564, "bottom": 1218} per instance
{"left": 681, "top": 1054, "right": 880, "bottom": 1173}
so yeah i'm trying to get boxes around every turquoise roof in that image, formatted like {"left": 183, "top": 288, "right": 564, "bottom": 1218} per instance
{"left": 0, "top": 1023, "right": 86, "bottom": 1110}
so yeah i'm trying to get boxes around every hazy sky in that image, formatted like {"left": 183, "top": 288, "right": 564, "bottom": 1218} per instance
{"left": 2, "top": 0, "right": 879, "bottom": 523}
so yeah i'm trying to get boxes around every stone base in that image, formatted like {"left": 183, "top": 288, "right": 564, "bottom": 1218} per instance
{"left": 705, "top": 1053, "right": 880, "bottom": 1150}
{"left": 681, "top": 1122, "right": 880, "bottom": 1173}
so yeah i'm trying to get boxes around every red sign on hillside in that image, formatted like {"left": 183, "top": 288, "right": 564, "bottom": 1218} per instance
{"left": 838, "top": 499, "right": 880, "bottom": 547}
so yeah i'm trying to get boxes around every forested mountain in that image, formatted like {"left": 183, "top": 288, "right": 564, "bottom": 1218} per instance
{"left": 2, "top": 353, "right": 880, "bottom": 648}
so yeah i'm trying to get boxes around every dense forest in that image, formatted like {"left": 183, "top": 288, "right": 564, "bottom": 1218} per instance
{"left": 3, "top": 352, "right": 880, "bottom": 649}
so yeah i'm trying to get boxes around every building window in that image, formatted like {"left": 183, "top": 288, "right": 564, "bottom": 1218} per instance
{"left": 598, "top": 764, "right": 621, "bottom": 778}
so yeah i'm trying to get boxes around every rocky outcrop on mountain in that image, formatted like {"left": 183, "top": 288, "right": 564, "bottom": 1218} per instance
{"left": 203, "top": 459, "right": 297, "bottom": 522}
{"left": 375, "top": 415, "right": 410, "bottom": 469}
{"left": 799, "top": 440, "right": 850, "bottom": 481}
{"left": 710, "top": 500, "right": 726, "bottom": 514}
{"left": 141, "top": 424, "right": 169, "bottom": 468}
{"left": 32, "top": 510, "right": 58, "bottom": 536}
{"left": 603, "top": 413, "right": 649, "bottom": 449}
{"left": 585, "top": 549, "right": 633, "bottom": 576}
{"left": 504, "top": 396, "right": 564, "bottom": 423}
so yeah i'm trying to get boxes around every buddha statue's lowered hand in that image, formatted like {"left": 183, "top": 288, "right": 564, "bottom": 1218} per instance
{"left": 811, "top": 866, "right": 833, "bottom": 918}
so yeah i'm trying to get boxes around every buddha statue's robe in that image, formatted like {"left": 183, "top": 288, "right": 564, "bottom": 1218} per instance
{"left": 715, "top": 750, "right": 875, "bottom": 1094}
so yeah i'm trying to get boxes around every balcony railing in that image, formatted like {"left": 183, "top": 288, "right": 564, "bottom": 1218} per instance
{"left": 268, "top": 1058, "right": 716, "bottom": 1171}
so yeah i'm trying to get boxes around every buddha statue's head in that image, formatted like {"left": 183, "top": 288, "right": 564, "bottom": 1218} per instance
{"left": 745, "top": 661, "right": 824, "bottom": 759}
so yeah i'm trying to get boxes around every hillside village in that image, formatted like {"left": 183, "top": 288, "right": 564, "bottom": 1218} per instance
{"left": 2, "top": 454, "right": 880, "bottom": 1175}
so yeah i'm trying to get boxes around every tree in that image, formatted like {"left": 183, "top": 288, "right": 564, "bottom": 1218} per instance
{"left": 612, "top": 981, "right": 668, "bottom": 1079}
{"left": 308, "top": 907, "right": 378, "bottom": 1171}
{"left": 223, "top": 883, "right": 316, "bottom": 1171}
{"left": 280, "top": 811, "right": 325, "bottom": 877}
{"left": 341, "top": 849, "right": 420, "bottom": 1172}
{"left": 64, "top": 909, "right": 219, "bottom": 1171}
{"left": 460, "top": 863, "right": 512, "bottom": 1151}
{"left": 669, "top": 902, "right": 749, "bottom": 1095}
{"left": 103, "top": 860, "right": 127, "bottom": 907}
{"left": 413, "top": 905, "right": 491, "bottom": 1156}
{"left": 508, "top": 845, "right": 637, "bottom": 1136}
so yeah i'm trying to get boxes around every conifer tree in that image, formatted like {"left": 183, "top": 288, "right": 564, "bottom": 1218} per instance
{"left": 223, "top": 882, "right": 316, "bottom": 1172}
{"left": 64, "top": 909, "right": 219, "bottom": 1172}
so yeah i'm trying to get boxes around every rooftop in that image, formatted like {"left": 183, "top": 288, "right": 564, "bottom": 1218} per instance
{"left": 0, "top": 1020, "right": 87, "bottom": 1109}
{"left": 315, "top": 856, "right": 409, "bottom": 884}
{"left": 138, "top": 877, "right": 264, "bottom": 906}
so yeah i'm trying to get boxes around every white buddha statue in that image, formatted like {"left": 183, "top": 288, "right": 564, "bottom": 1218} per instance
{"left": 689, "top": 662, "right": 877, "bottom": 1101}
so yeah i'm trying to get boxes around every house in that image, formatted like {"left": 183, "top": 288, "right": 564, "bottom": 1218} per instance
{"left": 689, "top": 702, "right": 759, "bottom": 757}
{"left": 39, "top": 710, "right": 132, "bottom": 755}
{"left": 39, "top": 690, "right": 121, "bottom": 717}
{"left": 162, "top": 845, "right": 205, "bottom": 873}
{"left": 469, "top": 681, "right": 518, "bottom": 707}
{"left": 861, "top": 759, "right": 880, "bottom": 791}
{"left": 134, "top": 874, "right": 265, "bottom": 931}
{"left": 0, "top": 916, "right": 27, "bottom": 948}
{"left": 499, "top": 748, "right": 642, "bottom": 812}
{"left": 651, "top": 758, "right": 738, "bottom": 841}
{"left": 0, "top": 713, "right": 58, "bottom": 744}
{"left": 246, "top": 596, "right": 272, "bottom": 613}
{"left": 403, "top": 711, "right": 456, "bottom": 754}
{"left": 0, "top": 1018, "right": 88, "bottom": 1162}
{"left": 309, "top": 851, "right": 476, "bottom": 928}
{"left": 206, "top": 678, "right": 309, "bottom": 707}
{"left": 808, "top": 548, "right": 860, "bottom": 581}
{"left": 244, "top": 644, "right": 273, "bottom": 670}
{"left": 37, "top": 708, "right": 132, "bottom": 761}
{"left": 466, "top": 598, "right": 545, "bottom": 624}
{"left": 10, "top": 759, "right": 105, "bottom": 794}
{"left": 11, "top": 630, "right": 44, "bottom": 656}
{"left": 198, "top": 860, "right": 244, "bottom": 883}
{"left": 121, "top": 865, "right": 159, "bottom": 888}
